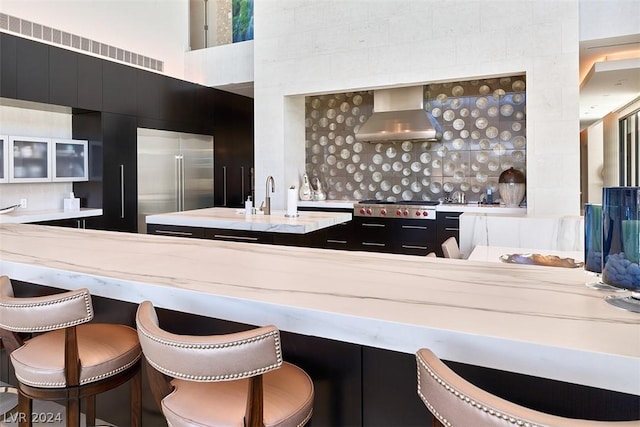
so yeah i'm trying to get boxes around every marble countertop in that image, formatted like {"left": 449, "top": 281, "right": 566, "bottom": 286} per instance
{"left": 145, "top": 207, "right": 351, "bottom": 234}
{"left": 0, "top": 208, "right": 103, "bottom": 224}
{"left": 0, "top": 224, "right": 638, "bottom": 396}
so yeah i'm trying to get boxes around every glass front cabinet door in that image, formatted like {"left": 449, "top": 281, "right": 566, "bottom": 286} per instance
{"left": 0, "top": 135, "right": 8, "bottom": 183}
{"left": 9, "top": 136, "right": 52, "bottom": 183}
{"left": 52, "top": 139, "right": 89, "bottom": 182}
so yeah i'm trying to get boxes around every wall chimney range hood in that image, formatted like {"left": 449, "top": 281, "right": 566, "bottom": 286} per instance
{"left": 355, "top": 86, "right": 442, "bottom": 143}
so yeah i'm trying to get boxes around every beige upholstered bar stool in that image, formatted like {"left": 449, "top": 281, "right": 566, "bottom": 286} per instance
{"left": 416, "top": 348, "right": 640, "bottom": 427}
{"left": 0, "top": 275, "right": 142, "bottom": 427}
{"left": 135, "top": 300, "right": 314, "bottom": 427}
{"left": 441, "top": 237, "right": 462, "bottom": 259}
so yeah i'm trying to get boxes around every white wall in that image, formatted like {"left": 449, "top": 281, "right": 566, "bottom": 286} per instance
{"left": 586, "top": 121, "right": 604, "bottom": 203}
{"left": 0, "top": 0, "right": 190, "bottom": 79}
{"left": 253, "top": 0, "right": 581, "bottom": 216}
{"left": 184, "top": 41, "right": 254, "bottom": 87}
{"left": 0, "top": 101, "right": 74, "bottom": 210}
{"left": 579, "top": 0, "right": 640, "bottom": 41}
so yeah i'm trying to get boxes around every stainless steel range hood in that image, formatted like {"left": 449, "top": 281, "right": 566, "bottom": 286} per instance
{"left": 355, "top": 86, "right": 442, "bottom": 142}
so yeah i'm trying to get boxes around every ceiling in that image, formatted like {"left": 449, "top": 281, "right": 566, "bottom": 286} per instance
{"left": 579, "top": 34, "right": 640, "bottom": 130}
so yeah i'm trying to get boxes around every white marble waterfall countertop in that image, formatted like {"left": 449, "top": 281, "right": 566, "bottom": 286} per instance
{"left": 145, "top": 207, "right": 351, "bottom": 234}
{"left": 0, "top": 223, "right": 638, "bottom": 396}
{"left": 0, "top": 208, "right": 103, "bottom": 224}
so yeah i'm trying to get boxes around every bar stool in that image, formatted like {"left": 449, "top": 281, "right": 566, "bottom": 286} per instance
{"left": 135, "top": 300, "right": 314, "bottom": 427}
{"left": 0, "top": 275, "right": 142, "bottom": 427}
{"left": 416, "top": 348, "right": 640, "bottom": 426}
{"left": 441, "top": 237, "right": 462, "bottom": 259}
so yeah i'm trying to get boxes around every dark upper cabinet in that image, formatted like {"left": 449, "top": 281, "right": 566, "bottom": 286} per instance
{"left": 77, "top": 54, "right": 103, "bottom": 111}
{"left": 0, "top": 33, "right": 18, "bottom": 99}
{"left": 16, "top": 37, "right": 49, "bottom": 103}
{"left": 49, "top": 46, "right": 78, "bottom": 107}
{"left": 136, "top": 69, "right": 169, "bottom": 121}
{"left": 102, "top": 61, "right": 137, "bottom": 115}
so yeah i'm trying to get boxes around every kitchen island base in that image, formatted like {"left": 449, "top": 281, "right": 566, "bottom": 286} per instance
{"left": 5, "top": 280, "right": 639, "bottom": 426}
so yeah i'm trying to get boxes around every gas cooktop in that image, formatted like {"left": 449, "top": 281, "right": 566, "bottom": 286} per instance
{"left": 354, "top": 200, "right": 438, "bottom": 219}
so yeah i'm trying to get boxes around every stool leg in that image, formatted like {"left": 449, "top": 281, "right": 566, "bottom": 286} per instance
{"left": 66, "top": 398, "right": 80, "bottom": 427}
{"left": 17, "top": 391, "right": 32, "bottom": 427}
{"left": 85, "top": 396, "right": 96, "bottom": 426}
{"left": 130, "top": 366, "right": 142, "bottom": 427}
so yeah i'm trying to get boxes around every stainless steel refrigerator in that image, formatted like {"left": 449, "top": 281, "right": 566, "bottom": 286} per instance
{"left": 137, "top": 128, "right": 214, "bottom": 233}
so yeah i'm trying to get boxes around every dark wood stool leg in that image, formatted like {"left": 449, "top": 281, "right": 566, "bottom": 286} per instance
{"left": 17, "top": 391, "right": 32, "bottom": 427}
{"left": 85, "top": 396, "right": 96, "bottom": 426}
{"left": 66, "top": 397, "right": 80, "bottom": 427}
{"left": 130, "top": 366, "right": 142, "bottom": 427}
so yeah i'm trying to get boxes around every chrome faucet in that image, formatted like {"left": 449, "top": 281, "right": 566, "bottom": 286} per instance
{"left": 263, "top": 175, "right": 275, "bottom": 215}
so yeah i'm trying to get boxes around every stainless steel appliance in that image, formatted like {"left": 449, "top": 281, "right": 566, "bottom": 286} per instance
{"left": 137, "top": 128, "right": 214, "bottom": 233}
{"left": 353, "top": 200, "right": 439, "bottom": 255}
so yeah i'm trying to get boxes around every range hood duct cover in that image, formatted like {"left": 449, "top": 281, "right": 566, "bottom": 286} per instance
{"left": 355, "top": 86, "right": 442, "bottom": 142}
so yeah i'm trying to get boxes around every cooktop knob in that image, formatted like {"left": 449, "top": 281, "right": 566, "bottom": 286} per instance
{"left": 415, "top": 211, "right": 421, "bottom": 216}
{"left": 359, "top": 208, "right": 366, "bottom": 215}
{"left": 380, "top": 208, "right": 387, "bottom": 215}
{"left": 396, "top": 209, "right": 402, "bottom": 216}
{"left": 366, "top": 208, "right": 372, "bottom": 215}
{"left": 403, "top": 209, "right": 409, "bottom": 216}
{"left": 423, "top": 210, "right": 429, "bottom": 216}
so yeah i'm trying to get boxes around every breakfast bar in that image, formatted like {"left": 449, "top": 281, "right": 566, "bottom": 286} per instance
{"left": 0, "top": 223, "right": 638, "bottom": 424}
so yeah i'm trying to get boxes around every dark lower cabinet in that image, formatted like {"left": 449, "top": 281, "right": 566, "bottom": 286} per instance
{"left": 353, "top": 217, "right": 438, "bottom": 256}
{"left": 436, "top": 211, "right": 462, "bottom": 257}
{"left": 147, "top": 224, "right": 207, "bottom": 239}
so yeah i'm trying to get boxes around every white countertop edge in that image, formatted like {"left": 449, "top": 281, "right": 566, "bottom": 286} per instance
{"left": 2, "top": 259, "right": 636, "bottom": 396}
{"left": 0, "top": 208, "right": 103, "bottom": 224}
{"left": 145, "top": 210, "right": 352, "bottom": 234}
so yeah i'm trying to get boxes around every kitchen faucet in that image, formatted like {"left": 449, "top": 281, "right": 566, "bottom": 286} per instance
{"left": 262, "top": 175, "right": 275, "bottom": 215}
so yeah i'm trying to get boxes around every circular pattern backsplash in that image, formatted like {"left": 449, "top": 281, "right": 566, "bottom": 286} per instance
{"left": 304, "top": 76, "right": 526, "bottom": 202}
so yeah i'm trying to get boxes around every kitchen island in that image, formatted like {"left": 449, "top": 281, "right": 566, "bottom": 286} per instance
{"left": 146, "top": 207, "right": 351, "bottom": 234}
{"left": 1, "top": 223, "right": 638, "bottom": 424}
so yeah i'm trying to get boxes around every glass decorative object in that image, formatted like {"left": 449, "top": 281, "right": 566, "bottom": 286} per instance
{"left": 498, "top": 167, "right": 525, "bottom": 207}
{"left": 602, "top": 187, "right": 640, "bottom": 312}
{"left": 584, "top": 203, "right": 622, "bottom": 291}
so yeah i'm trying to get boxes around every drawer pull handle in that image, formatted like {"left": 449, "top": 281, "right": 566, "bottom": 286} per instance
{"left": 362, "top": 223, "right": 386, "bottom": 228}
{"left": 155, "top": 230, "right": 193, "bottom": 237}
{"left": 327, "top": 239, "right": 347, "bottom": 244}
{"left": 402, "top": 244, "right": 428, "bottom": 250}
{"left": 213, "top": 234, "right": 259, "bottom": 241}
{"left": 402, "top": 225, "right": 428, "bottom": 230}
{"left": 445, "top": 216, "right": 460, "bottom": 220}
{"left": 445, "top": 227, "right": 459, "bottom": 231}
{"left": 362, "top": 242, "right": 386, "bottom": 247}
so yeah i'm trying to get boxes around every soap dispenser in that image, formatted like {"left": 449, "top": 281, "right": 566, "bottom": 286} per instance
{"left": 299, "top": 174, "right": 312, "bottom": 201}
{"left": 244, "top": 196, "right": 253, "bottom": 215}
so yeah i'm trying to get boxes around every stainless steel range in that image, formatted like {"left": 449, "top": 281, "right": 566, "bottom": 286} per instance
{"left": 353, "top": 200, "right": 438, "bottom": 220}
{"left": 352, "top": 200, "right": 439, "bottom": 256}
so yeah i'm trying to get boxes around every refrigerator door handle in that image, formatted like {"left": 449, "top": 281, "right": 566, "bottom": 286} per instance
{"left": 119, "top": 164, "right": 125, "bottom": 219}
{"left": 180, "top": 155, "right": 185, "bottom": 211}
{"left": 222, "top": 166, "right": 227, "bottom": 206}
{"left": 175, "top": 155, "right": 181, "bottom": 211}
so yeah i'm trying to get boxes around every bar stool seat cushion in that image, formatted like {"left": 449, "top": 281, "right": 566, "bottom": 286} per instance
{"left": 11, "top": 323, "right": 141, "bottom": 388}
{"left": 162, "top": 362, "right": 314, "bottom": 427}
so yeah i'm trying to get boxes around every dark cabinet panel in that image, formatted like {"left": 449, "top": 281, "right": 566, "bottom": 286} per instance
{"left": 16, "top": 37, "right": 49, "bottom": 103}
{"left": 136, "top": 70, "right": 169, "bottom": 121}
{"left": 102, "top": 61, "right": 137, "bottom": 115}
{"left": 77, "top": 54, "right": 103, "bottom": 110}
{"left": 49, "top": 46, "right": 78, "bottom": 107}
{"left": 213, "top": 91, "right": 254, "bottom": 208}
{"left": 147, "top": 224, "right": 206, "bottom": 239}
{"left": 0, "top": 33, "right": 17, "bottom": 99}
{"left": 436, "top": 211, "right": 462, "bottom": 257}
{"left": 102, "top": 113, "right": 137, "bottom": 232}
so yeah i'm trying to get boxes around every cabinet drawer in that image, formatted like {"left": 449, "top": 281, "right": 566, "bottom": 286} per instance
{"left": 147, "top": 224, "right": 205, "bottom": 239}
{"left": 206, "top": 229, "right": 273, "bottom": 244}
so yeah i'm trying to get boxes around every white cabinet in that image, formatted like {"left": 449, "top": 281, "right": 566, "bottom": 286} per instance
{"left": 9, "top": 136, "right": 52, "bottom": 183}
{"left": 52, "top": 139, "right": 88, "bottom": 182}
{"left": 0, "top": 135, "right": 8, "bottom": 183}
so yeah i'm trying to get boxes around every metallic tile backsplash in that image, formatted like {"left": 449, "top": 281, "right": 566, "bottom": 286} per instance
{"left": 304, "top": 75, "right": 526, "bottom": 202}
